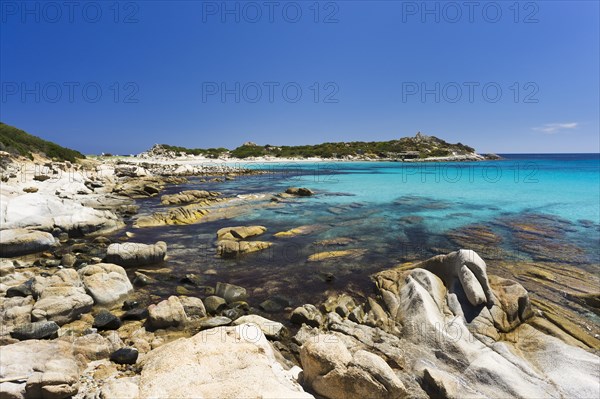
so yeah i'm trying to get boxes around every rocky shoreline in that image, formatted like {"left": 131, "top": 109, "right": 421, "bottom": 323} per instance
{"left": 0, "top": 153, "right": 598, "bottom": 399}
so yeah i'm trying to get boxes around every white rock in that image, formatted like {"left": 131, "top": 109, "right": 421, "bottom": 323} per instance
{"left": 79, "top": 263, "right": 133, "bottom": 306}
{"left": 139, "top": 324, "right": 313, "bottom": 398}
{"left": 105, "top": 241, "right": 167, "bottom": 267}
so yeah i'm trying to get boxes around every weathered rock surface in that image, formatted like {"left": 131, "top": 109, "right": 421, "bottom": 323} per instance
{"left": 10, "top": 321, "right": 59, "bottom": 341}
{"left": 31, "top": 270, "right": 93, "bottom": 325}
{"left": 105, "top": 241, "right": 167, "bottom": 267}
{"left": 138, "top": 324, "right": 313, "bottom": 398}
{"left": 79, "top": 263, "right": 133, "bottom": 306}
{"left": 0, "top": 340, "right": 80, "bottom": 399}
{"left": 161, "top": 190, "right": 220, "bottom": 205}
{"left": 300, "top": 334, "right": 406, "bottom": 399}
{"left": 0, "top": 229, "right": 56, "bottom": 257}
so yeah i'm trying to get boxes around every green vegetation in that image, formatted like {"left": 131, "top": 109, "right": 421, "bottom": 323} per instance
{"left": 0, "top": 122, "right": 85, "bottom": 162}
{"left": 159, "top": 144, "right": 229, "bottom": 159}
{"left": 163, "top": 133, "right": 476, "bottom": 160}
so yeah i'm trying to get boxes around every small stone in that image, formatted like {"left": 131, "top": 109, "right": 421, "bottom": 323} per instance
{"left": 215, "top": 282, "right": 247, "bottom": 303}
{"left": 62, "top": 253, "right": 77, "bottom": 267}
{"left": 123, "top": 300, "right": 139, "bottom": 310}
{"left": 110, "top": 347, "right": 139, "bottom": 365}
{"left": 23, "top": 186, "right": 38, "bottom": 193}
{"left": 176, "top": 285, "right": 193, "bottom": 295}
{"left": 222, "top": 308, "right": 243, "bottom": 320}
{"left": 259, "top": 296, "right": 290, "bottom": 313}
{"left": 122, "top": 308, "right": 148, "bottom": 321}
{"left": 204, "top": 296, "right": 227, "bottom": 314}
{"left": 6, "top": 282, "right": 33, "bottom": 298}
{"left": 134, "top": 272, "right": 152, "bottom": 286}
{"left": 182, "top": 273, "right": 203, "bottom": 286}
{"left": 94, "top": 310, "right": 122, "bottom": 331}
{"left": 198, "top": 316, "right": 232, "bottom": 330}
{"left": 10, "top": 321, "right": 59, "bottom": 340}
{"left": 290, "top": 304, "right": 323, "bottom": 328}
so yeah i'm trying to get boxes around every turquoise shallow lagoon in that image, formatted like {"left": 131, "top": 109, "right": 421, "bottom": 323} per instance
{"left": 131, "top": 154, "right": 600, "bottom": 313}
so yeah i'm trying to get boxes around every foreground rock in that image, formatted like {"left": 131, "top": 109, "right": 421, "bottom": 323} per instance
{"left": 105, "top": 241, "right": 167, "bottom": 267}
{"left": 301, "top": 335, "right": 406, "bottom": 399}
{"left": 147, "top": 296, "right": 189, "bottom": 330}
{"left": 138, "top": 324, "right": 313, "bottom": 398}
{"left": 294, "top": 249, "right": 599, "bottom": 399}
{"left": 0, "top": 229, "right": 56, "bottom": 257}
{"left": 0, "top": 340, "right": 80, "bottom": 399}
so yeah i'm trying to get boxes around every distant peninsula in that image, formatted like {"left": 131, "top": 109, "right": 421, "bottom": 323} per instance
{"left": 139, "top": 132, "right": 500, "bottom": 162}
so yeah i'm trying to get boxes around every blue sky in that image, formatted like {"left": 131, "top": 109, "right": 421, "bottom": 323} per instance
{"left": 1, "top": 0, "right": 598, "bottom": 154}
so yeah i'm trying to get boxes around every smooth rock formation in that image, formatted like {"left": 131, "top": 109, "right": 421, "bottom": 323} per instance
{"left": 0, "top": 229, "right": 56, "bottom": 257}
{"left": 138, "top": 324, "right": 313, "bottom": 398}
{"left": 79, "top": 263, "right": 133, "bottom": 306}
{"left": 290, "top": 304, "right": 323, "bottom": 328}
{"left": 105, "top": 241, "right": 167, "bottom": 267}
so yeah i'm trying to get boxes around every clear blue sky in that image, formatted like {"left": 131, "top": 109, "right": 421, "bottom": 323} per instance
{"left": 1, "top": 1, "right": 598, "bottom": 154}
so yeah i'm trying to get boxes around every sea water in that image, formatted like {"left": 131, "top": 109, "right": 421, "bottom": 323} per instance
{"left": 131, "top": 154, "right": 600, "bottom": 307}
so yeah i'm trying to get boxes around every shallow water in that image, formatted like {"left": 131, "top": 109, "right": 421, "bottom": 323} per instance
{"left": 128, "top": 154, "right": 600, "bottom": 316}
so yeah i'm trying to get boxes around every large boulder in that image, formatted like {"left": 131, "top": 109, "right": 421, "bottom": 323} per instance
{"left": 300, "top": 334, "right": 406, "bottom": 399}
{"left": 232, "top": 315, "right": 286, "bottom": 340}
{"left": 0, "top": 340, "right": 80, "bottom": 399}
{"left": 138, "top": 324, "right": 313, "bottom": 398}
{"left": 78, "top": 263, "right": 133, "bottom": 306}
{"left": 0, "top": 229, "right": 56, "bottom": 257}
{"left": 105, "top": 241, "right": 167, "bottom": 267}
{"left": 0, "top": 193, "right": 123, "bottom": 236}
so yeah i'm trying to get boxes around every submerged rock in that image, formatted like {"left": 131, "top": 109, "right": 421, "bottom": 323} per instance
{"left": 215, "top": 282, "right": 247, "bottom": 303}
{"left": 285, "top": 187, "right": 314, "bottom": 196}
{"left": 216, "top": 240, "right": 272, "bottom": 258}
{"left": 161, "top": 190, "right": 220, "bottom": 205}
{"left": 216, "top": 225, "right": 267, "bottom": 240}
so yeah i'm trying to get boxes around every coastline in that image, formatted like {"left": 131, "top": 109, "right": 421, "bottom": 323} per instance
{"left": 0, "top": 152, "right": 599, "bottom": 398}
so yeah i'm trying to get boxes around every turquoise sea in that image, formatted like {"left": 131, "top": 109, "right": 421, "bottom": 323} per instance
{"left": 131, "top": 154, "right": 600, "bottom": 308}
